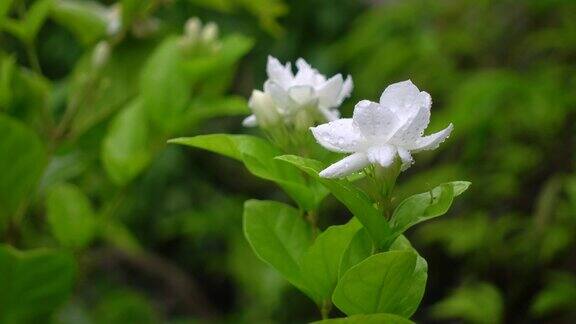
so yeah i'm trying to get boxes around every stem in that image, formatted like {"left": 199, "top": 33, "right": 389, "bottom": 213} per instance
{"left": 320, "top": 299, "right": 332, "bottom": 319}
{"left": 306, "top": 210, "right": 319, "bottom": 239}
{"left": 25, "top": 41, "right": 42, "bottom": 75}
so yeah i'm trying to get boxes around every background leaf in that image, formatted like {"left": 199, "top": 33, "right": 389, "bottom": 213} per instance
{"left": 0, "top": 245, "right": 76, "bottom": 323}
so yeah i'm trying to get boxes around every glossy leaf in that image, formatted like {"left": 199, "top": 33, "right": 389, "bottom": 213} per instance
{"left": 300, "top": 218, "right": 361, "bottom": 302}
{"left": 46, "top": 183, "right": 97, "bottom": 249}
{"left": 338, "top": 227, "right": 373, "bottom": 278}
{"left": 390, "top": 181, "right": 471, "bottom": 238}
{"left": 332, "top": 250, "right": 425, "bottom": 317}
{"left": 243, "top": 200, "right": 314, "bottom": 298}
{"left": 0, "top": 245, "right": 76, "bottom": 323}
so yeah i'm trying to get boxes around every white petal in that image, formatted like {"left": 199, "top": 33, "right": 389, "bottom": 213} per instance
{"left": 409, "top": 123, "right": 454, "bottom": 152}
{"left": 397, "top": 147, "right": 414, "bottom": 171}
{"left": 379, "top": 80, "right": 421, "bottom": 111}
{"left": 390, "top": 93, "right": 431, "bottom": 145}
{"left": 335, "top": 75, "right": 353, "bottom": 105}
{"left": 264, "top": 80, "right": 295, "bottom": 113}
{"left": 294, "top": 58, "right": 321, "bottom": 85}
{"left": 242, "top": 115, "right": 258, "bottom": 127}
{"left": 352, "top": 100, "right": 400, "bottom": 139}
{"left": 366, "top": 145, "right": 397, "bottom": 168}
{"left": 288, "top": 85, "right": 315, "bottom": 105}
{"left": 317, "top": 74, "right": 343, "bottom": 108}
{"left": 311, "top": 119, "right": 364, "bottom": 153}
{"left": 266, "top": 56, "right": 293, "bottom": 88}
{"left": 319, "top": 152, "right": 369, "bottom": 178}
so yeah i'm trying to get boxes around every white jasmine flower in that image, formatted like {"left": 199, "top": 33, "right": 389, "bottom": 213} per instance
{"left": 243, "top": 56, "right": 353, "bottom": 128}
{"left": 311, "top": 80, "right": 453, "bottom": 178}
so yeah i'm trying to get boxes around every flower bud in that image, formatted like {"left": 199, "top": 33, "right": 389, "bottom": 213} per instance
{"left": 92, "top": 41, "right": 111, "bottom": 68}
{"left": 184, "top": 17, "right": 202, "bottom": 41}
{"left": 106, "top": 4, "right": 122, "bottom": 36}
{"left": 200, "top": 22, "right": 219, "bottom": 43}
{"left": 249, "top": 90, "right": 280, "bottom": 128}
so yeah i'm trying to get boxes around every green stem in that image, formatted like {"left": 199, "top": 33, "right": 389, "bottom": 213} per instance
{"left": 25, "top": 41, "right": 42, "bottom": 75}
{"left": 320, "top": 299, "right": 332, "bottom": 319}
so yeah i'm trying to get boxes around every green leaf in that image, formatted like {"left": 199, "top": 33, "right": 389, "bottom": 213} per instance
{"left": 25, "top": 0, "right": 53, "bottom": 41}
{"left": 102, "top": 100, "right": 151, "bottom": 186}
{"left": 277, "top": 155, "right": 391, "bottom": 246}
{"left": 140, "top": 37, "right": 191, "bottom": 133}
{"left": 431, "top": 282, "right": 503, "bottom": 324}
{"left": 531, "top": 272, "right": 576, "bottom": 317}
{"left": 390, "top": 181, "right": 471, "bottom": 238}
{"left": 0, "top": 55, "right": 16, "bottom": 109}
{"left": 243, "top": 199, "right": 314, "bottom": 298}
{"left": 51, "top": 0, "right": 108, "bottom": 46}
{"left": 332, "top": 250, "right": 425, "bottom": 317}
{"left": 46, "top": 183, "right": 97, "bottom": 249}
{"left": 170, "top": 135, "right": 327, "bottom": 210}
{"left": 389, "top": 235, "right": 428, "bottom": 318}
{"left": 300, "top": 218, "right": 362, "bottom": 302}
{"left": 338, "top": 227, "right": 373, "bottom": 279}
{"left": 94, "top": 290, "right": 159, "bottom": 324}
{"left": 313, "top": 313, "right": 414, "bottom": 324}
{"left": 0, "top": 245, "right": 76, "bottom": 323}
{"left": 0, "top": 115, "right": 46, "bottom": 231}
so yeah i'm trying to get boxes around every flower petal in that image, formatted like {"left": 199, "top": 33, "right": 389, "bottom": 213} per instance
{"left": 366, "top": 145, "right": 397, "bottom": 168}
{"left": 318, "top": 107, "right": 340, "bottom": 122}
{"left": 242, "top": 115, "right": 257, "bottom": 127}
{"left": 397, "top": 147, "right": 414, "bottom": 171}
{"left": 352, "top": 100, "right": 400, "bottom": 139}
{"left": 408, "top": 123, "right": 454, "bottom": 152}
{"left": 379, "top": 80, "right": 421, "bottom": 112}
{"left": 266, "top": 56, "right": 293, "bottom": 88}
{"left": 319, "top": 152, "right": 369, "bottom": 178}
{"left": 390, "top": 93, "right": 431, "bottom": 145}
{"left": 317, "top": 74, "right": 343, "bottom": 108}
{"left": 310, "top": 119, "right": 364, "bottom": 153}
{"left": 288, "top": 85, "right": 315, "bottom": 105}
{"left": 335, "top": 75, "right": 353, "bottom": 106}
{"left": 264, "top": 80, "right": 296, "bottom": 113}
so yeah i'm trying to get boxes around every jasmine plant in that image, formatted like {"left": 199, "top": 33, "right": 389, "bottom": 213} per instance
{"left": 171, "top": 57, "right": 470, "bottom": 323}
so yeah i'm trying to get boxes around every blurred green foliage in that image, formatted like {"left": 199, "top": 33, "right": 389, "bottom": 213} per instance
{"left": 0, "top": 0, "right": 575, "bottom": 323}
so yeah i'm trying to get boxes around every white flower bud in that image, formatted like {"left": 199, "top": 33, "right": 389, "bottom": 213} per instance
{"left": 185, "top": 17, "right": 202, "bottom": 40}
{"left": 248, "top": 90, "right": 281, "bottom": 128}
{"left": 106, "top": 4, "right": 122, "bottom": 36}
{"left": 200, "top": 22, "right": 219, "bottom": 43}
{"left": 92, "top": 41, "right": 111, "bottom": 68}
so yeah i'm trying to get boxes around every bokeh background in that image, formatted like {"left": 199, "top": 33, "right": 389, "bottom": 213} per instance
{"left": 1, "top": 0, "right": 575, "bottom": 323}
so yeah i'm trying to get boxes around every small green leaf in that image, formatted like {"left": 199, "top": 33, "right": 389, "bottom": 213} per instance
{"left": 170, "top": 135, "right": 327, "bottom": 210}
{"left": 243, "top": 199, "right": 314, "bottom": 298}
{"left": 140, "top": 37, "right": 191, "bottom": 133}
{"left": 182, "top": 95, "right": 249, "bottom": 127}
{"left": 277, "top": 155, "right": 391, "bottom": 246}
{"left": 0, "top": 245, "right": 76, "bottom": 323}
{"left": 25, "top": 0, "right": 53, "bottom": 41}
{"left": 332, "top": 250, "right": 425, "bottom": 317}
{"left": 300, "top": 218, "right": 362, "bottom": 302}
{"left": 390, "top": 181, "right": 471, "bottom": 238}
{"left": 51, "top": 0, "right": 108, "bottom": 46}
{"left": 46, "top": 183, "right": 97, "bottom": 249}
{"left": 313, "top": 313, "right": 414, "bottom": 324}
{"left": 0, "top": 115, "right": 46, "bottom": 230}
{"left": 102, "top": 100, "right": 151, "bottom": 186}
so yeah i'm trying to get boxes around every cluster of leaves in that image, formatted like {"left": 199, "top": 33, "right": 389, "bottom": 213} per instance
{"left": 0, "top": 0, "right": 268, "bottom": 322}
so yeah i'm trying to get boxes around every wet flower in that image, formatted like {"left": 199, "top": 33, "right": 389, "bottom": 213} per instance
{"left": 311, "top": 80, "right": 453, "bottom": 178}
{"left": 243, "top": 56, "right": 353, "bottom": 129}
